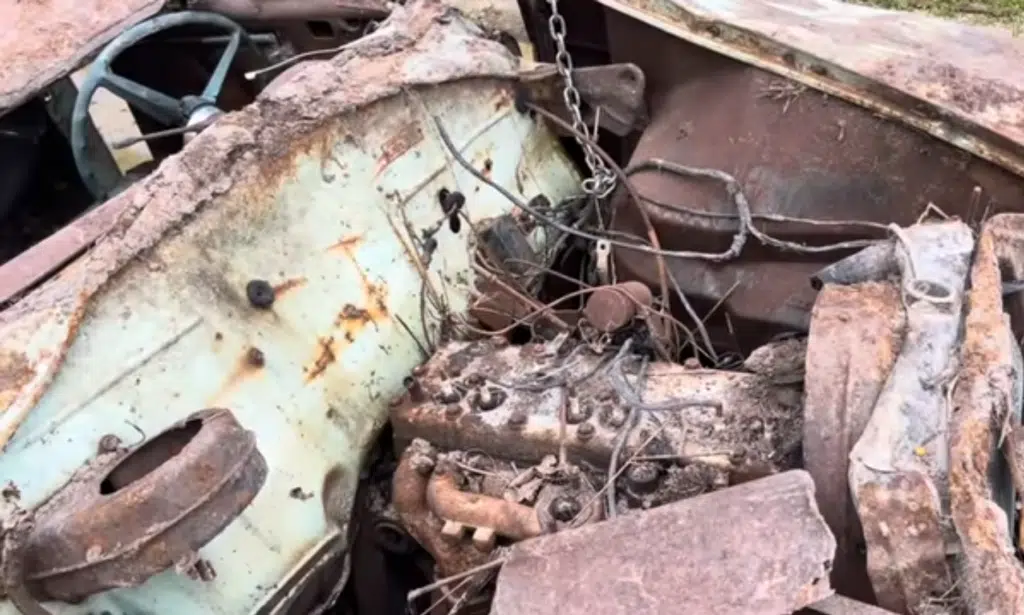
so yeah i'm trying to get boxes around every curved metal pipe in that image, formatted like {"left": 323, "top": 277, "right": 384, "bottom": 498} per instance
{"left": 392, "top": 441, "right": 489, "bottom": 578}
{"left": 425, "top": 468, "right": 542, "bottom": 541}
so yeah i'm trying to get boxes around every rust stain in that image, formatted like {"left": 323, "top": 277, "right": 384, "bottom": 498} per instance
{"left": 209, "top": 346, "right": 266, "bottom": 404}
{"left": 374, "top": 123, "right": 425, "bottom": 178}
{"left": 305, "top": 336, "right": 337, "bottom": 382}
{"left": 327, "top": 234, "right": 364, "bottom": 254}
{"left": 0, "top": 349, "right": 34, "bottom": 410}
{"left": 273, "top": 276, "right": 307, "bottom": 298}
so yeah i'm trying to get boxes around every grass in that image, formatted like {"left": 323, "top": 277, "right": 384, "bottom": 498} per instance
{"left": 855, "top": 0, "right": 1024, "bottom": 28}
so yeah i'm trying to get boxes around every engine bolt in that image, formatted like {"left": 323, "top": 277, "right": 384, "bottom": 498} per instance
{"left": 549, "top": 495, "right": 582, "bottom": 522}
{"left": 576, "top": 422, "right": 595, "bottom": 441}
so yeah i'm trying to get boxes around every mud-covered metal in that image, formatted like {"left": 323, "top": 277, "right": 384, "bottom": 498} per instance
{"left": 0, "top": 0, "right": 164, "bottom": 115}
{"left": 0, "top": 1, "right": 581, "bottom": 612}
{"left": 390, "top": 338, "right": 804, "bottom": 485}
{"left": 598, "top": 0, "right": 1024, "bottom": 179}
{"left": 21, "top": 409, "right": 266, "bottom": 602}
{"left": 803, "top": 282, "right": 904, "bottom": 604}
{"left": 949, "top": 214, "right": 1024, "bottom": 612}
{"left": 490, "top": 471, "right": 836, "bottom": 615}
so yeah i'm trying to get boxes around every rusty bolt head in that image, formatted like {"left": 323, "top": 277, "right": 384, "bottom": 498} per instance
{"left": 576, "top": 422, "right": 595, "bottom": 441}
{"left": 445, "top": 404, "right": 463, "bottom": 419}
{"left": 626, "top": 462, "right": 662, "bottom": 494}
{"left": 549, "top": 495, "right": 582, "bottom": 523}
{"left": 97, "top": 434, "right": 122, "bottom": 453}
{"left": 682, "top": 357, "right": 702, "bottom": 370}
{"left": 565, "top": 400, "right": 594, "bottom": 424}
{"left": 475, "top": 387, "right": 506, "bottom": 411}
{"left": 246, "top": 347, "right": 265, "bottom": 367}
{"left": 435, "top": 382, "right": 462, "bottom": 404}
{"left": 507, "top": 410, "right": 529, "bottom": 429}
{"left": 490, "top": 336, "right": 510, "bottom": 348}
{"left": 583, "top": 281, "right": 653, "bottom": 333}
{"left": 403, "top": 376, "right": 425, "bottom": 402}
{"left": 412, "top": 364, "right": 428, "bottom": 377}
{"left": 246, "top": 279, "right": 275, "bottom": 309}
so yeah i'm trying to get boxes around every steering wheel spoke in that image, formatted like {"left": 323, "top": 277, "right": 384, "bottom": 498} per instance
{"left": 201, "top": 30, "right": 242, "bottom": 104}
{"left": 99, "top": 73, "right": 186, "bottom": 126}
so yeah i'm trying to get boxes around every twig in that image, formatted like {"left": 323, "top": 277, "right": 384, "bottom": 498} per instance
{"left": 407, "top": 557, "right": 509, "bottom": 602}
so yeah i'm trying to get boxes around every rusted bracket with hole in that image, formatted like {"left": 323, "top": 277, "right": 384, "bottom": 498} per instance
{"left": 19, "top": 408, "right": 267, "bottom": 603}
{"left": 518, "top": 63, "right": 648, "bottom": 136}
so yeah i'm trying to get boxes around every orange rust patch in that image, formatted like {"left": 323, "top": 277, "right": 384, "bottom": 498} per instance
{"left": 0, "top": 349, "right": 34, "bottom": 410}
{"left": 209, "top": 346, "right": 266, "bottom": 404}
{"left": 374, "top": 123, "right": 424, "bottom": 178}
{"left": 273, "top": 276, "right": 307, "bottom": 298}
{"left": 328, "top": 234, "right": 364, "bottom": 254}
{"left": 305, "top": 336, "right": 337, "bottom": 382}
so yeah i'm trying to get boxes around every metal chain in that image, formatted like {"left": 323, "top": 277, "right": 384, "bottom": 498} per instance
{"left": 546, "top": 0, "right": 617, "bottom": 198}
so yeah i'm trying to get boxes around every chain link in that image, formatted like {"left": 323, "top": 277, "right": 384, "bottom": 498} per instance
{"left": 546, "top": 0, "right": 617, "bottom": 198}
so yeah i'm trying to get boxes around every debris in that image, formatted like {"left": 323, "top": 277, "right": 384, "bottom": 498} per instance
{"left": 490, "top": 471, "right": 836, "bottom": 615}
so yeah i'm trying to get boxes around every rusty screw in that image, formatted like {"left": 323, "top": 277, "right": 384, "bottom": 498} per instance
{"left": 435, "top": 382, "right": 462, "bottom": 404}
{"left": 246, "top": 279, "right": 275, "bottom": 309}
{"left": 246, "top": 347, "right": 265, "bottom": 367}
{"left": 98, "top": 434, "right": 122, "bottom": 453}
{"left": 475, "top": 387, "right": 506, "bottom": 411}
{"left": 576, "top": 422, "right": 595, "bottom": 441}
{"left": 507, "top": 410, "right": 528, "bottom": 430}
{"left": 565, "top": 400, "right": 594, "bottom": 424}
{"left": 549, "top": 495, "right": 582, "bottom": 523}
{"left": 445, "top": 404, "right": 463, "bottom": 420}
{"left": 626, "top": 462, "right": 662, "bottom": 494}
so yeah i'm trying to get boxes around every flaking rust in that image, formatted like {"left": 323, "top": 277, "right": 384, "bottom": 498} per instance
{"left": 490, "top": 471, "right": 836, "bottom": 615}
{"left": 949, "top": 214, "right": 1024, "bottom": 613}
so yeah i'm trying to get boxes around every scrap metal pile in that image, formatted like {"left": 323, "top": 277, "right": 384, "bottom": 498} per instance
{"left": 5, "top": 0, "right": 1024, "bottom": 614}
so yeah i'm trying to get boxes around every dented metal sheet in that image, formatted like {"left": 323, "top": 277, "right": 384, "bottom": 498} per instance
{"left": 597, "top": 0, "right": 1024, "bottom": 178}
{"left": 490, "top": 471, "right": 837, "bottom": 615}
{"left": 0, "top": 0, "right": 164, "bottom": 115}
{"left": 0, "top": 1, "right": 580, "bottom": 612}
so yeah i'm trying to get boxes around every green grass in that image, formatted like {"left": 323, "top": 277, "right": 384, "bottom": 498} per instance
{"left": 856, "top": 0, "right": 1024, "bottom": 28}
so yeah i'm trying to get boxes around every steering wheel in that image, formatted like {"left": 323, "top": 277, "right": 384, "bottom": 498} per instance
{"left": 72, "top": 11, "right": 251, "bottom": 200}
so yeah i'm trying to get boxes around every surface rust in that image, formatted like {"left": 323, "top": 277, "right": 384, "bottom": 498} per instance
{"left": 604, "top": 11, "right": 1024, "bottom": 344}
{"left": 0, "top": 0, "right": 522, "bottom": 449}
{"left": 490, "top": 471, "right": 836, "bottom": 615}
{"left": 391, "top": 338, "right": 804, "bottom": 478}
{"left": 21, "top": 409, "right": 267, "bottom": 602}
{"left": 803, "top": 282, "right": 904, "bottom": 603}
{"left": 602, "top": 0, "right": 1024, "bottom": 177}
{"left": 949, "top": 214, "right": 1024, "bottom": 613}
{"left": 0, "top": 0, "right": 164, "bottom": 113}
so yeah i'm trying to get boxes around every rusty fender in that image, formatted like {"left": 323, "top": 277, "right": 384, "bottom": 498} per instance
{"left": 19, "top": 409, "right": 266, "bottom": 603}
{"left": 426, "top": 460, "right": 542, "bottom": 542}
{"left": 392, "top": 439, "right": 491, "bottom": 579}
{"left": 949, "top": 214, "right": 1024, "bottom": 612}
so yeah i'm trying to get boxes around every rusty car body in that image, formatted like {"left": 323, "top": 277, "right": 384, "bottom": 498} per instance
{"left": 7, "top": 0, "right": 1024, "bottom": 613}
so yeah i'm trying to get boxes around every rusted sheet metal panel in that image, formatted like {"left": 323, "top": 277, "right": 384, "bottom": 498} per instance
{"left": 490, "top": 471, "right": 836, "bottom": 615}
{"left": 0, "top": 1, "right": 580, "bottom": 613}
{"left": 949, "top": 214, "right": 1024, "bottom": 612}
{"left": 598, "top": 0, "right": 1024, "bottom": 178}
{"left": 803, "top": 282, "right": 904, "bottom": 603}
{"left": 0, "top": 0, "right": 164, "bottom": 115}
